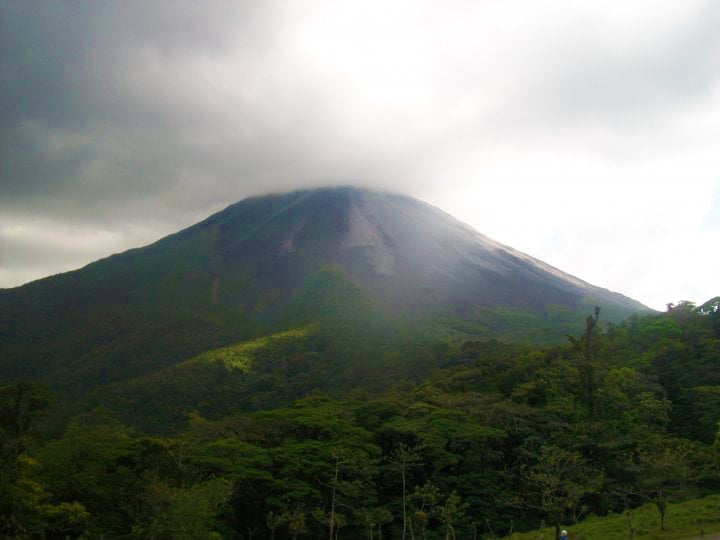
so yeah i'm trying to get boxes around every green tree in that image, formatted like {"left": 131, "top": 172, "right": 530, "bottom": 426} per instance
{"left": 266, "top": 509, "right": 286, "bottom": 540}
{"left": 387, "top": 443, "right": 422, "bottom": 540}
{"left": 284, "top": 507, "right": 307, "bottom": 540}
{"left": 144, "top": 478, "right": 232, "bottom": 539}
{"left": 567, "top": 306, "right": 601, "bottom": 419}
{"left": 512, "top": 446, "right": 599, "bottom": 540}
{"left": 310, "top": 442, "right": 375, "bottom": 540}
{"left": 0, "top": 381, "right": 53, "bottom": 461}
{"left": 357, "top": 506, "right": 393, "bottom": 540}
{"left": 631, "top": 438, "right": 709, "bottom": 531}
{"left": 409, "top": 482, "right": 440, "bottom": 540}
{"left": 37, "top": 408, "right": 137, "bottom": 535}
{"left": 0, "top": 382, "right": 73, "bottom": 537}
{"left": 698, "top": 296, "right": 720, "bottom": 338}
{"left": 436, "top": 490, "right": 466, "bottom": 540}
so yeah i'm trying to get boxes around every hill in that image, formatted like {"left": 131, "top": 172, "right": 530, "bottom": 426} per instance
{"left": 503, "top": 495, "right": 720, "bottom": 540}
{"left": 1, "top": 299, "right": 718, "bottom": 538}
{"left": 0, "top": 187, "right": 650, "bottom": 401}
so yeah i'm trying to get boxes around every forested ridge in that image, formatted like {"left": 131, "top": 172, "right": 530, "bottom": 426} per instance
{"left": 2, "top": 297, "right": 719, "bottom": 538}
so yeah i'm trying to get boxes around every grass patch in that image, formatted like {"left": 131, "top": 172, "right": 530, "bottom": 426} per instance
{"left": 503, "top": 495, "right": 720, "bottom": 540}
{"left": 186, "top": 326, "right": 314, "bottom": 371}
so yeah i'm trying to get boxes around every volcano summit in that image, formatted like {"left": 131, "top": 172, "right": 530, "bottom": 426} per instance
{"left": 177, "top": 186, "right": 646, "bottom": 314}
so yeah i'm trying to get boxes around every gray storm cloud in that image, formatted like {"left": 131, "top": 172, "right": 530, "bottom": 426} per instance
{"left": 1, "top": 0, "right": 720, "bottom": 306}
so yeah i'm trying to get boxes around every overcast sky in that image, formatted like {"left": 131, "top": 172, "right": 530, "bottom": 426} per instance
{"left": 1, "top": 1, "right": 719, "bottom": 310}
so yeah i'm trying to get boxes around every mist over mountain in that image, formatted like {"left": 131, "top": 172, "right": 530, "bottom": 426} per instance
{"left": 4, "top": 2, "right": 720, "bottom": 536}
{"left": 0, "top": 187, "right": 649, "bottom": 392}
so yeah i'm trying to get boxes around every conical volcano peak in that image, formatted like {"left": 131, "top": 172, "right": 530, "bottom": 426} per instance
{"left": 171, "top": 186, "right": 646, "bottom": 315}
{"left": 0, "top": 185, "right": 650, "bottom": 390}
{"left": 2, "top": 186, "right": 648, "bottom": 317}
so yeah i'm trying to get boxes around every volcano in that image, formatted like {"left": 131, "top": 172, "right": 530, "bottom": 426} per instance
{"left": 197, "top": 186, "right": 644, "bottom": 314}
{"left": 0, "top": 187, "right": 649, "bottom": 393}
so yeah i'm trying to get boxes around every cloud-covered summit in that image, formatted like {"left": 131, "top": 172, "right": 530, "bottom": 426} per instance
{"left": 1, "top": 1, "right": 720, "bottom": 308}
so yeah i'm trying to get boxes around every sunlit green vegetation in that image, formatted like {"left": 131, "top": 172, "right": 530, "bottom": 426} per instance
{"left": 504, "top": 495, "right": 720, "bottom": 540}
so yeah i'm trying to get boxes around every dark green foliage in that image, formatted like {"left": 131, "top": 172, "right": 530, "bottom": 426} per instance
{"left": 0, "top": 380, "right": 53, "bottom": 459}
{"left": 0, "top": 299, "right": 718, "bottom": 537}
{"left": 0, "top": 381, "right": 90, "bottom": 537}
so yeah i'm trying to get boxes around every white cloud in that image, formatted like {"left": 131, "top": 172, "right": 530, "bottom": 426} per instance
{"left": 1, "top": 0, "right": 719, "bottom": 308}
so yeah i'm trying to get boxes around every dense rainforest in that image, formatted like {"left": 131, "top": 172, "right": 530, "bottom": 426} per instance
{"left": 2, "top": 297, "right": 719, "bottom": 539}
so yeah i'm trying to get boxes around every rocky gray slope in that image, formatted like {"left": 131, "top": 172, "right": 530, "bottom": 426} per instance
{"left": 203, "top": 186, "right": 647, "bottom": 314}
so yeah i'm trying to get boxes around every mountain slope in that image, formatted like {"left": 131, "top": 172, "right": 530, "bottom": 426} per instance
{"left": 0, "top": 187, "right": 650, "bottom": 394}
{"left": 193, "top": 186, "right": 645, "bottom": 313}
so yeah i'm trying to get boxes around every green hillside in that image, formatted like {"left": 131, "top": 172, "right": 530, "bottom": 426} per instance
{"left": 1, "top": 298, "right": 718, "bottom": 538}
{"left": 0, "top": 188, "right": 651, "bottom": 402}
{"left": 504, "top": 495, "right": 720, "bottom": 539}
{"left": 1, "top": 188, "right": 694, "bottom": 538}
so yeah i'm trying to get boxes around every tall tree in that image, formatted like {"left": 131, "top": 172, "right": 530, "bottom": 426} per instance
{"left": 387, "top": 443, "right": 422, "bottom": 540}
{"left": 631, "top": 438, "right": 709, "bottom": 531}
{"left": 512, "top": 446, "right": 598, "bottom": 540}
{"left": 409, "top": 482, "right": 440, "bottom": 540}
{"left": 567, "top": 306, "right": 601, "bottom": 418}
{"left": 436, "top": 491, "right": 465, "bottom": 540}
